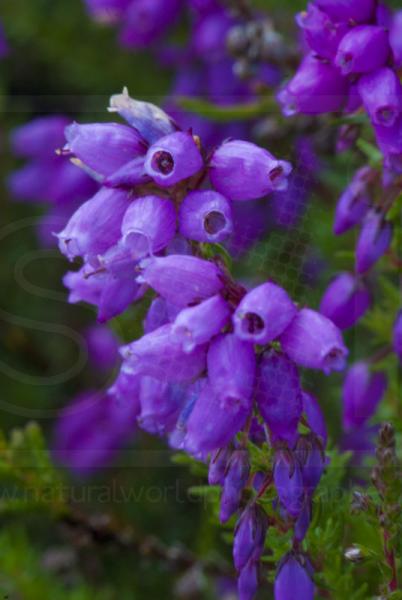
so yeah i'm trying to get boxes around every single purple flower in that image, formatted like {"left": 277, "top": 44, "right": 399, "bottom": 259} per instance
{"left": 278, "top": 54, "right": 348, "bottom": 116}
{"left": 137, "top": 377, "right": 186, "bottom": 435}
{"left": 144, "top": 131, "right": 203, "bottom": 187}
{"left": 233, "top": 505, "right": 268, "bottom": 571}
{"left": 274, "top": 554, "right": 314, "bottom": 600}
{"left": 220, "top": 450, "right": 250, "bottom": 523}
{"left": 294, "top": 501, "right": 312, "bottom": 543}
{"left": 355, "top": 210, "right": 392, "bottom": 274}
{"left": 374, "top": 115, "right": 402, "bottom": 174}
{"left": 315, "top": 0, "right": 375, "bottom": 23}
{"left": 137, "top": 254, "right": 224, "bottom": 307}
{"left": 335, "top": 26, "right": 389, "bottom": 76}
{"left": 120, "top": 323, "right": 206, "bottom": 383}
{"left": 302, "top": 392, "right": 328, "bottom": 445}
{"left": 274, "top": 452, "right": 304, "bottom": 518}
{"left": 333, "top": 166, "right": 372, "bottom": 235}
{"left": 184, "top": 383, "right": 250, "bottom": 455}
{"left": 296, "top": 436, "right": 326, "bottom": 493}
{"left": 393, "top": 310, "right": 402, "bottom": 363}
{"left": 207, "top": 333, "right": 256, "bottom": 410}
{"left": 320, "top": 272, "right": 371, "bottom": 330}
{"left": 64, "top": 122, "right": 148, "bottom": 179}
{"left": 208, "top": 447, "right": 231, "bottom": 486}
{"left": 121, "top": 195, "right": 176, "bottom": 258}
{"left": 172, "top": 294, "right": 231, "bottom": 352}
{"left": 179, "top": 190, "right": 233, "bottom": 243}
{"left": 256, "top": 350, "right": 302, "bottom": 446}
{"left": 279, "top": 308, "right": 348, "bottom": 374}
{"left": 359, "top": 68, "right": 402, "bottom": 129}
{"left": 63, "top": 267, "right": 144, "bottom": 322}
{"left": 238, "top": 560, "right": 259, "bottom": 600}
{"left": 233, "top": 282, "right": 297, "bottom": 345}
{"left": 209, "top": 140, "right": 292, "bottom": 201}
{"left": 343, "top": 362, "right": 388, "bottom": 430}
{"left": 296, "top": 4, "right": 349, "bottom": 60}
{"left": 57, "top": 187, "right": 130, "bottom": 261}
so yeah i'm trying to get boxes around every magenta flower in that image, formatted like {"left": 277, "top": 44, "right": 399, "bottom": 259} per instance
{"left": 179, "top": 190, "right": 233, "bottom": 243}
{"left": 335, "top": 26, "right": 389, "bottom": 76}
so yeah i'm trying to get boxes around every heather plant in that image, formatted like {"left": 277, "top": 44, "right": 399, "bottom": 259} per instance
{"left": 0, "top": 0, "right": 401, "bottom": 599}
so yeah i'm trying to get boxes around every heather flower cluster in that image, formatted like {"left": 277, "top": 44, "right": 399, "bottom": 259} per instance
{"left": 278, "top": 0, "right": 402, "bottom": 175}
{"left": 277, "top": 0, "right": 402, "bottom": 463}
{"left": 47, "top": 90, "right": 353, "bottom": 599}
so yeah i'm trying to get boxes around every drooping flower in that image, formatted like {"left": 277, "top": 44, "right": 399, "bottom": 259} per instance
{"left": 274, "top": 554, "right": 314, "bottom": 600}
{"left": 209, "top": 140, "right": 292, "bottom": 201}
{"left": 279, "top": 308, "right": 348, "bottom": 374}
{"left": 320, "top": 272, "right": 371, "bottom": 330}
{"left": 343, "top": 362, "right": 387, "bottom": 430}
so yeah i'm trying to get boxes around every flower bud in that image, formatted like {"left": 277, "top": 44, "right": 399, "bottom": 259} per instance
{"left": 120, "top": 324, "right": 207, "bottom": 382}
{"left": 315, "top": 0, "right": 375, "bottom": 23}
{"left": 302, "top": 392, "right": 327, "bottom": 445}
{"left": 358, "top": 68, "right": 402, "bottom": 129}
{"left": 64, "top": 122, "right": 147, "bottom": 178}
{"left": 256, "top": 350, "right": 302, "bottom": 446}
{"left": 179, "top": 190, "right": 233, "bottom": 243}
{"left": 238, "top": 560, "right": 259, "bottom": 600}
{"left": 319, "top": 272, "right": 371, "bottom": 330}
{"left": 233, "top": 505, "right": 268, "bottom": 571}
{"left": 279, "top": 308, "right": 348, "bottom": 374}
{"left": 355, "top": 210, "right": 392, "bottom": 274}
{"left": 233, "top": 282, "right": 297, "bottom": 345}
{"left": 210, "top": 140, "right": 292, "bottom": 201}
{"left": 343, "top": 362, "right": 387, "bottom": 430}
{"left": 274, "top": 554, "right": 314, "bottom": 600}
{"left": 277, "top": 54, "right": 348, "bottom": 116}
{"left": 144, "top": 131, "right": 203, "bottom": 187}
{"left": 393, "top": 310, "right": 402, "bottom": 363}
{"left": 121, "top": 195, "right": 176, "bottom": 258}
{"left": 208, "top": 447, "right": 231, "bottom": 486}
{"left": 274, "top": 452, "right": 304, "bottom": 518}
{"left": 220, "top": 450, "right": 250, "bottom": 522}
{"left": 137, "top": 255, "right": 224, "bottom": 307}
{"left": 207, "top": 333, "right": 256, "bottom": 410}
{"left": 333, "top": 167, "right": 371, "bottom": 235}
{"left": 173, "top": 295, "right": 231, "bottom": 352}
{"left": 335, "top": 26, "right": 389, "bottom": 76}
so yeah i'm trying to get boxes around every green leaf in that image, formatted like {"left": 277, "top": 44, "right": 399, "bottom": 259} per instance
{"left": 177, "top": 95, "right": 277, "bottom": 122}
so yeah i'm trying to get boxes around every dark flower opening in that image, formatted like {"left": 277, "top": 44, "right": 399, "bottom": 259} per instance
{"left": 376, "top": 106, "right": 395, "bottom": 126}
{"left": 242, "top": 312, "right": 265, "bottom": 335}
{"left": 204, "top": 211, "right": 226, "bottom": 235}
{"left": 340, "top": 51, "right": 353, "bottom": 68}
{"left": 269, "top": 165, "right": 284, "bottom": 184}
{"left": 152, "top": 150, "right": 174, "bottom": 175}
